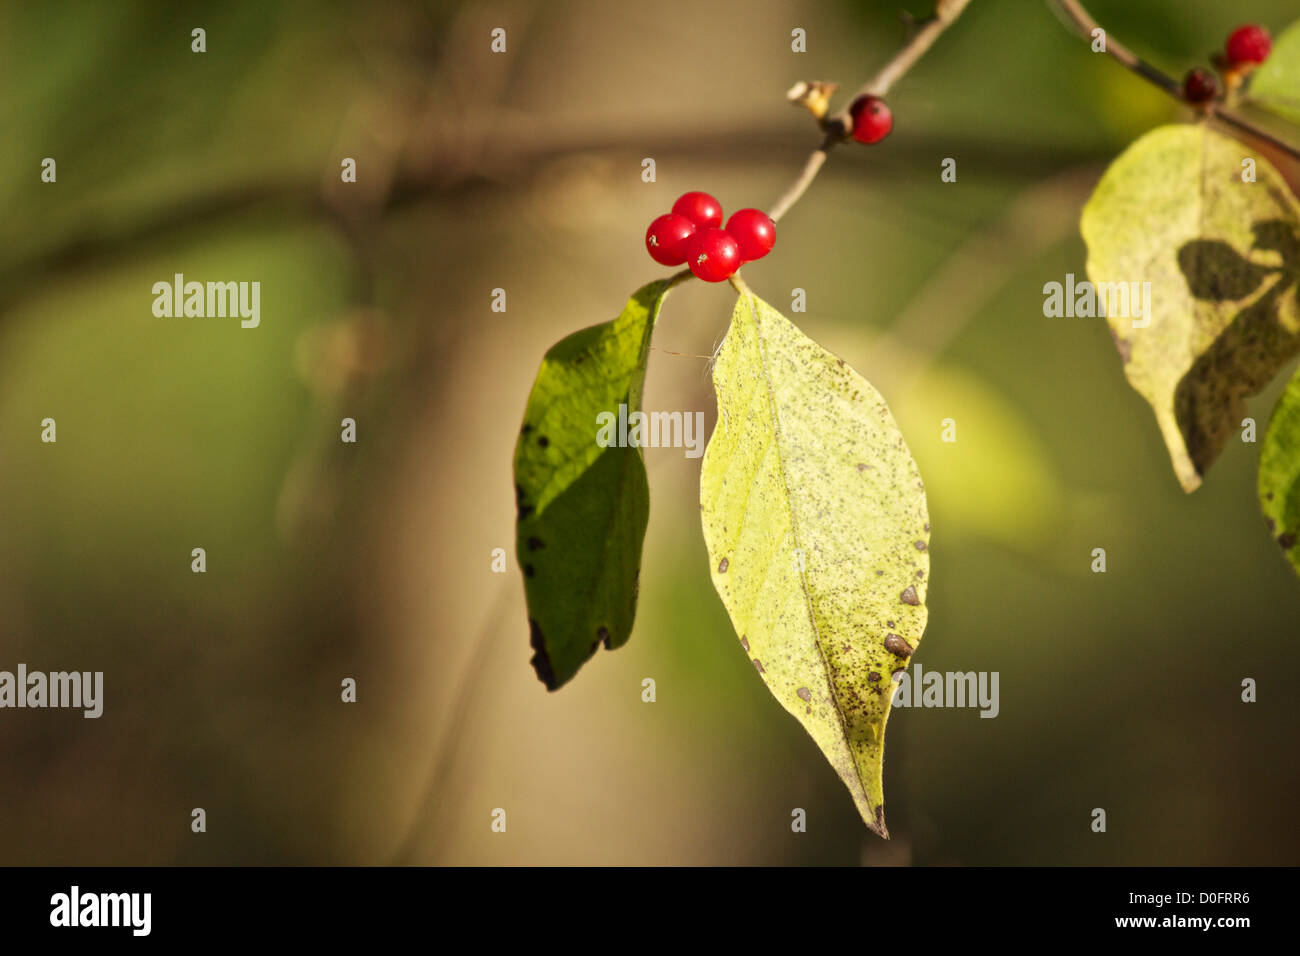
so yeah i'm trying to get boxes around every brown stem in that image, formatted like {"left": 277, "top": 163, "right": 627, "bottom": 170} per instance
{"left": 1051, "top": 0, "right": 1300, "bottom": 162}
{"left": 768, "top": 0, "right": 975, "bottom": 223}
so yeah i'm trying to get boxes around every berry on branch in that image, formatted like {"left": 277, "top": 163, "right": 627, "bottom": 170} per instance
{"left": 645, "top": 213, "right": 697, "bottom": 266}
{"left": 1225, "top": 24, "right": 1271, "bottom": 65}
{"left": 686, "top": 228, "right": 741, "bottom": 282}
{"left": 1182, "top": 67, "right": 1219, "bottom": 106}
{"left": 671, "top": 191, "right": 724, "bottom": 229}
{"left": 848, "top": 95, "right": 893, "bottom": 145}
{"left": 725, "top": 209, "right": 776, "bottom": 262}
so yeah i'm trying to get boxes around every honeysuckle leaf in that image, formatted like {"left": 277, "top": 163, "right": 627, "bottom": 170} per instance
{"left": 513, "top": 278, "right": 677, "bottom": 690}
{"left": 1248, "top": 19, "right": 1300, "bottom": 126}
{"left": 1259, "top": 365, "right": 1300, "bottom": 578}
{"left": 1081, "top": 124, "right": 1300, "bottom": 492}
{"left": 699, "top": 290, "right": 930, "bottom": 837}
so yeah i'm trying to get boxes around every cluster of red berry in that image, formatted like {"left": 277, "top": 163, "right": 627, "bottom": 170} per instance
{"left": 645, "top": 192, "right": 776, "bottom": 282}
{"left": 1183, "top": 24, "right": 1272, "bottom": 104}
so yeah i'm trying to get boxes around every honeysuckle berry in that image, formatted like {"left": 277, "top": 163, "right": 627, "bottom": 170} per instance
{"left": 725, "top": 208, "right": 776, "bottom": 262}
{"left": 671, "top": 191, "right": 723, "bottom": 230}
{"left": 848, "top": 95, "right": 893, "bottom": 145}
{"left": 686, "top": 228, "right": 741, "bottom": 282}
{"left": 1182, "top": 67, "right": 1219, "bottom": 105}
{"left": 1226, "top": 24, "right": 1271, "bottom": 65}
{"left": 645, "top": 213, "right": 697, "bottom": 266}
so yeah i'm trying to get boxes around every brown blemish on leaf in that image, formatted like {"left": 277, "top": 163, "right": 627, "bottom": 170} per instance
{"left": 913, "top": 540, "right": 927, "bottom": 551}
{"left": 740, "top": 636, "right": 750, "bottom": 652}
{"left": 537, "top": 435, "right": 549, "bottom": 448}
{"left": 597, "top": 625, "right": 611, "bottom": 648}
{"left": 521, "top": 423, "right": 533, "bottom": 435}
{"left": 1280, "top": 532, "right": 1297, "bottom": 550}
{"left": 524, "top": 564, "right": 535, "bottom": 578}
{"left": 527, "top": 537, "right": 545, "bottom": 551}
{"left": 900, "top": 585, "right": 920, "bottom": 605}
{"left": 868, "top": 671, "right": 881, "bottom": 682}
{"left": 884, "top": 634, "right": 914, "bottom": 658}
{"left": 528, "top": 619, "right": 557, "bottom": 690}
{"left": 718, "top": 557, "right": 729, "bottom": 573}
{"left": 797, "top": 687, "right": 811, "bottom": 702}
{"left": 856, "top": 463, "right": 867, "bottom": 472}
{"left": 753, "top": 659, "right": 765, "bottom": 674}
{"left": 1110, "top": 327, "right": 1132, "bottom": 365}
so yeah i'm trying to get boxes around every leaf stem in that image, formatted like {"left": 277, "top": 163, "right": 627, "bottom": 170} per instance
{"left": 767, "top": 0, "right": 975, "bottom": 223}
{"left": 1050, "top": 0, "right": 1300, "bottom": 163}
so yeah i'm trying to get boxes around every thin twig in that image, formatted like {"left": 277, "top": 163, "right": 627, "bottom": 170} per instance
{"left": 1051, "top": 0, "right": 1300, "bottom": 162}
{"left": 768, "top": 0, "right": 975, "bottom": 223}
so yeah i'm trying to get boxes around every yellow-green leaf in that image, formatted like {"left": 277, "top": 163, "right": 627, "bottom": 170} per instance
{"left": 513, "top": 279, "right": 676, "bottom": 690}
{"left": 1081, "top": 124, "right": 1300, "bottom": 492}
{"left": 699, "top": 291, "right": 930, "bottom": 837}
{"left": 1249, "top": 19, "right": 1300, "bottom": 126}
{"left": 1259, "top": 365, "right": 1300, "bottom": 578}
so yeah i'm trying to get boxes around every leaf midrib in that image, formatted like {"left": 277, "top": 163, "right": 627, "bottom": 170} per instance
{"left": 741, "top": 294, "right": 874, "bottom": 813}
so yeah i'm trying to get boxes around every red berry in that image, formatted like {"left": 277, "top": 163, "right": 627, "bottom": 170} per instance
{"left": 1226, "top": 24, "right": 1271, "bottom": 65}
{"left": 1182, "top": 67, "right": 1219, "bottom": 104}
{"left": 685, "top": 228, "right": 741, "bottom": 282}
{"left": 645, "top": 213, "right": 696, "bottom": 266}
{"left": 725, "top": 208, "right": 776, "bottom": 262}
{"left": 848, "top": 95, "right": 893, "bottom": 145}
{"left": 671, "top": 191, "right": 723, "bottom": 229}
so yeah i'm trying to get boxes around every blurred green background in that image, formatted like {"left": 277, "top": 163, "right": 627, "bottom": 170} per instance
{"left": 1, "top": 0, "right": 1297, "bottom": 865}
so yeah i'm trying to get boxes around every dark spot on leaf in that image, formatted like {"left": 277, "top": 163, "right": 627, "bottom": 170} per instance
{"left": 718, "top": 557, "right": 729, "bottom": 573}
{"left": 914, "top": 540, "right": 927, "bottom": 551}
{"left": 868, "top": 671, "right": 881, "bottom": 682}
{"left": 528, "top": 619, "right": 557, "bottom": 690}
{"left": 875, "top": 570, "right": 884, "bottom": 576}
{"left": 887, "top": 621, "right": 894, "bottom": 628}
{"left": 1266, "top": 517, "right": 1276, "bottom": 532}
{"left": 740, "top": 636, "right": 750, "bottom": 652}
{"left": 521, "top": 423, "right": 533, "bottom": 435}
{"left": 1280, "top": 533, "right": 1297, "bottom": 551}
{"left": 856, "top": 463, "right": 867, "bottom": 472}
{"left": 900, "top": 585, "right": 920, "bottom": 605}
{"left": 924, "top": 523, "right": 930, "bottom": 532}
{"left": 797, "top": 687, "right": 811, "bottom": 702}
{"left": 597, "top": 625, "right": 611, "bottom": 648}
{"left": 518, "top": 505, "right": 534, "bottom": 520}
{"left": 527, "top": 537, "right": 545, "bottom": 551}
{"left": 916, "top": 570, "right": 924, "bottom": 579}
{"left": 1110, "top": 327, "right": 1132, "bottom": 365}
{"left": 524, "top": 564, "right": 535, "bottom": 578}
{"left": 884, "top": 634, "right": 914, "bottom": 658}
{"left": 537, "top": 435, "right": 549, "bottom": 448}
{"left": 837, "top": 359, "right": 845, "bottom": 367}
{"left": 753, "top": 658, "right": 765, "bottom": 674}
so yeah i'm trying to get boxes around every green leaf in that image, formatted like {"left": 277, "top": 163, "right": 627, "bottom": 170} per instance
{"left": 699, "top": 290, "right": 930, "bottom": 837}
{"left": 1081, "top": 124, "right": 1300, "bottom": 492}
{"left": 1259, "top": 365, "right": 1300, "bottom": 578}
{"left": 1249, "top": 19, "right": 1300, "bottom": 125}
{"left": 513, "top": 278, "right": 676, "bottom": 690}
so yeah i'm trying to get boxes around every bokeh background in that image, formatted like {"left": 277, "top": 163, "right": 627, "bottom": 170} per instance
{"left": 1, "top": 0, "right": 1297, "bottom": 865}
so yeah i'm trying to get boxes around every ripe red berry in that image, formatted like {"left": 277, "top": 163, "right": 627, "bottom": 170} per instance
{"left": 848, "top": 95, "right": 893, "bottom": 145}
{"left": 645, "top": 213, "right": 697, "bottom": 266}
{"left": 1226, "top": 24, "right": 1271, "bottom": 65}
{"left": 685, "top": 228, "right": 741, "bottom": 283}
{"left": 671, "top": 191, "right": 723, "bottom": 229}
{"left": 1182, "top": 67, "right": 1219, "bottom": 105}
{"left": 725, "top": 208, "right": 776, "bottom": 262}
